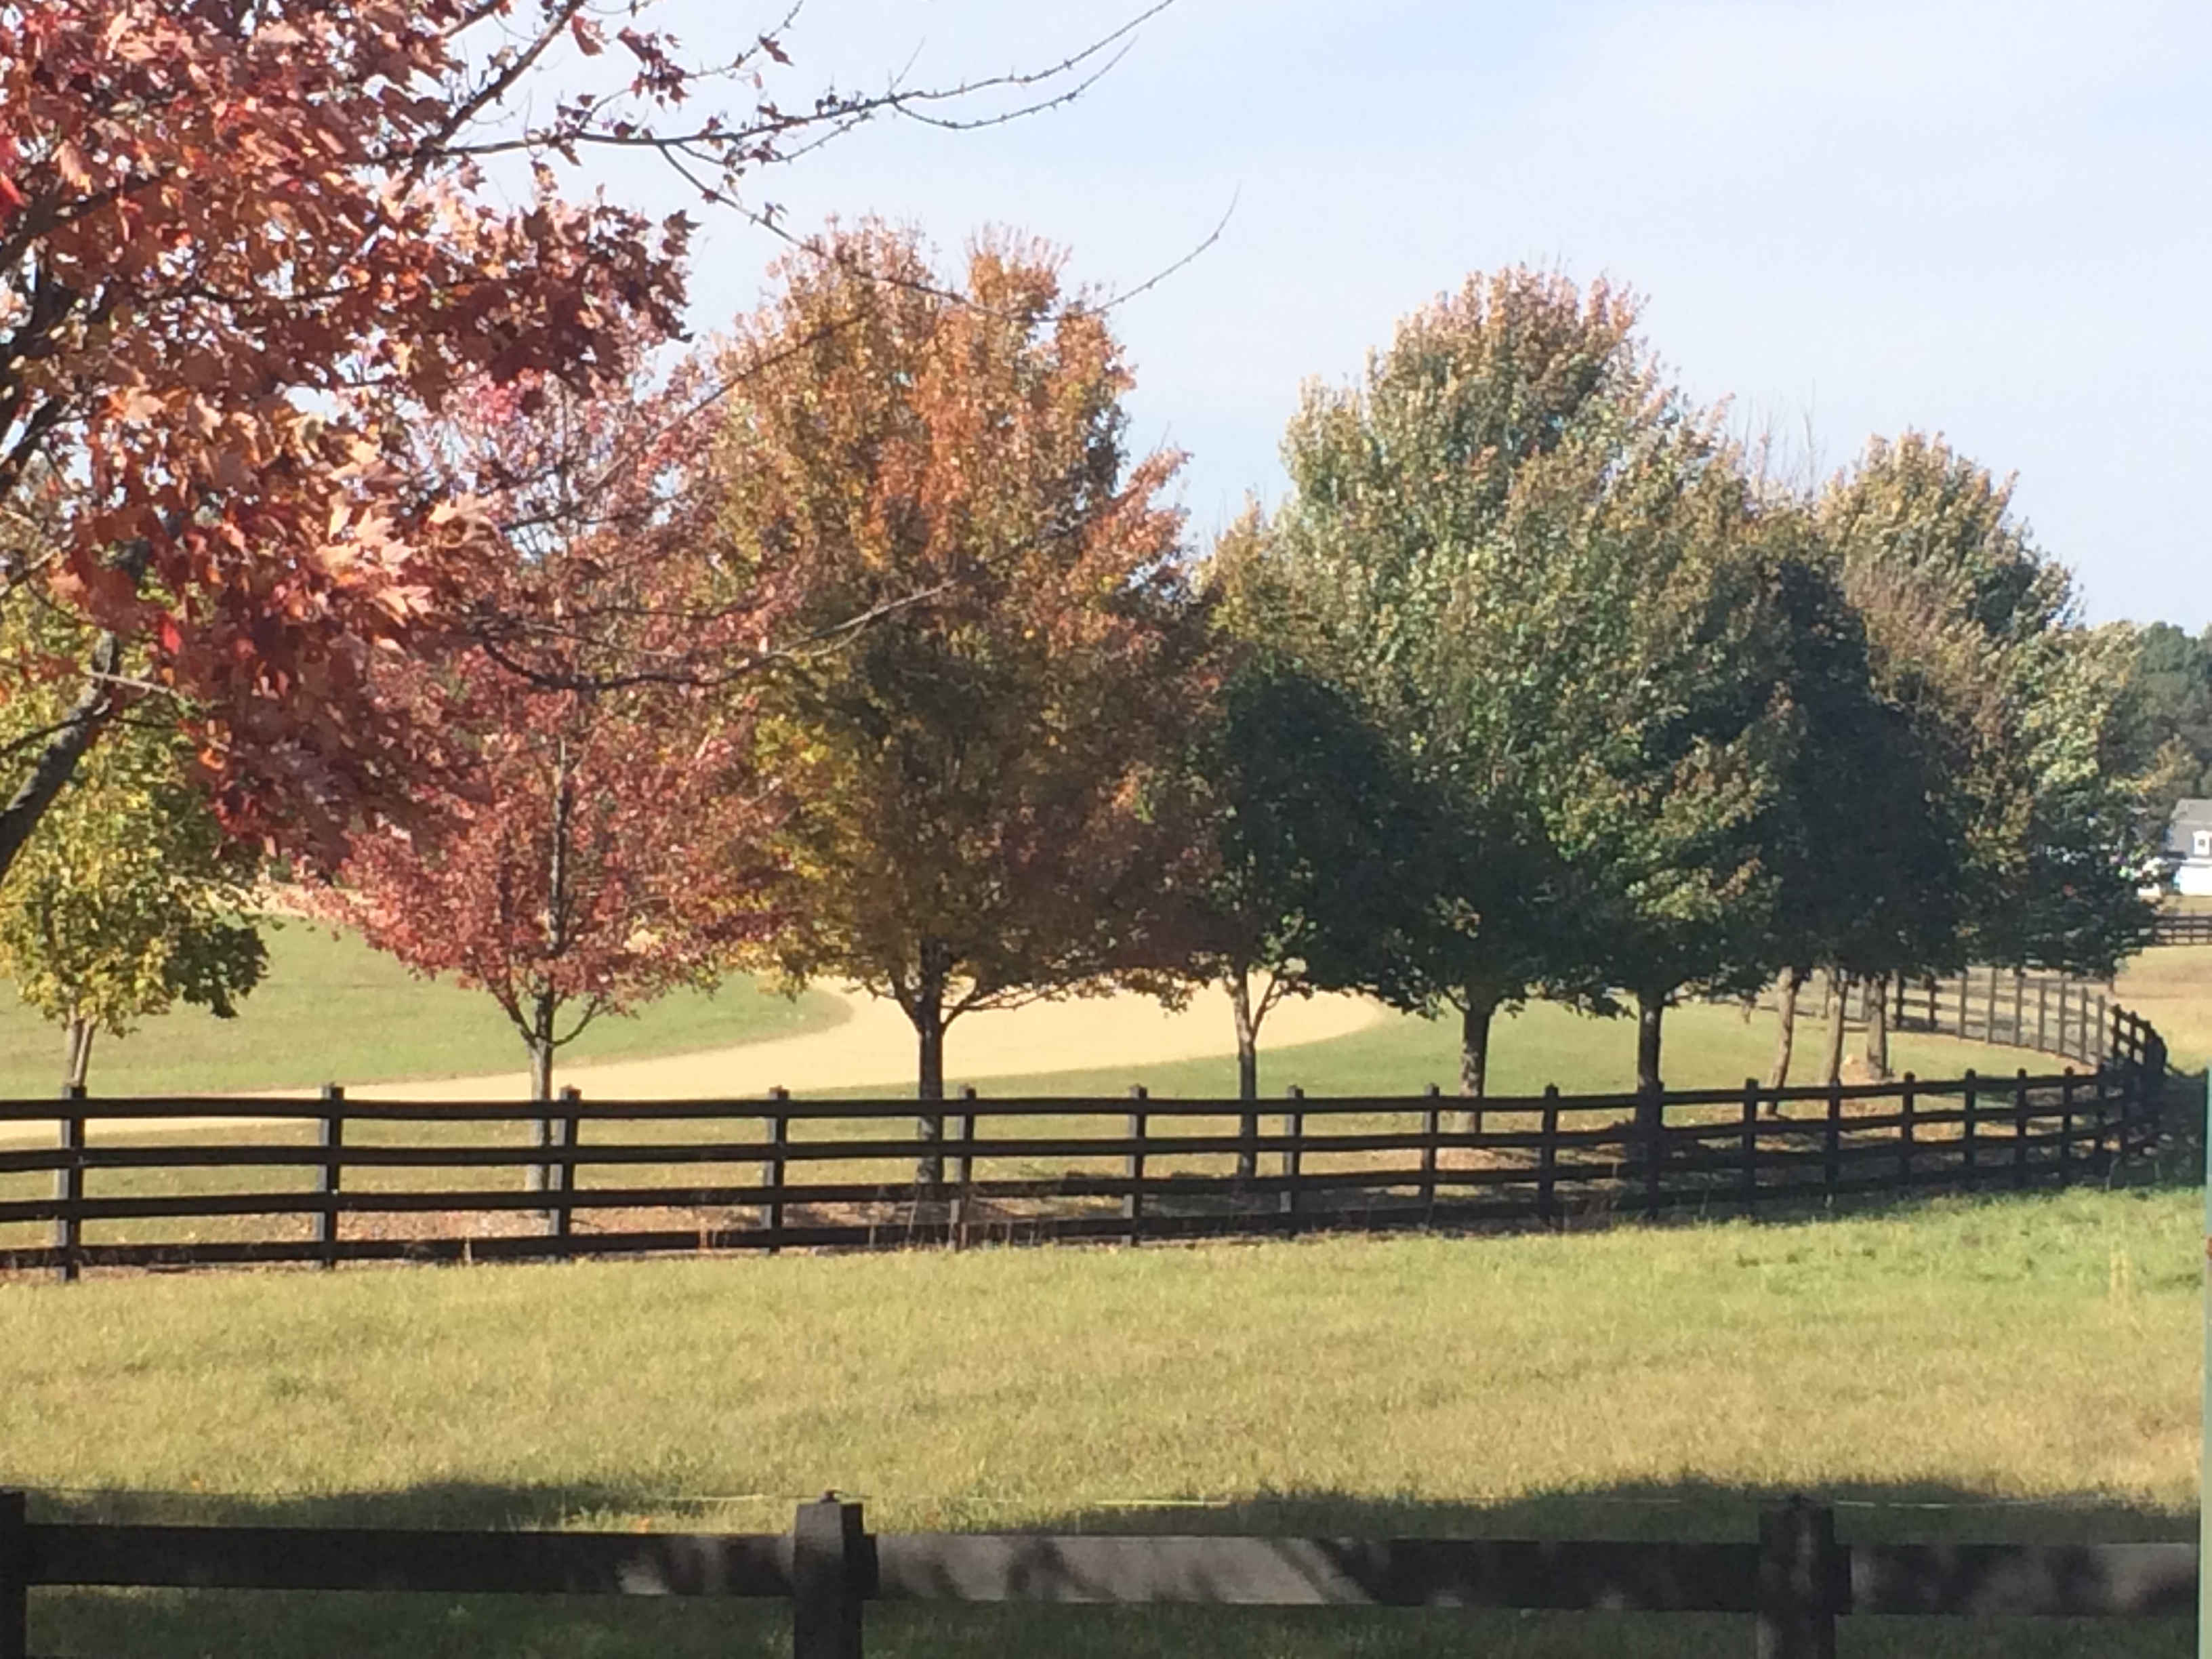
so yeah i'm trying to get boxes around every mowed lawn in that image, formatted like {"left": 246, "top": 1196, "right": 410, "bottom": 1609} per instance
{"left": 0, "top": 922, "right": 844, "bottom": 1099}
{"left": 0, "top": 1181, "right": 2196, "bottom": 1657}
{"left": 933, "top": 996, "right": 2053, "bottom": 1102}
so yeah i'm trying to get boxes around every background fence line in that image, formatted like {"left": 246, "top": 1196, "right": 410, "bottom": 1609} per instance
{"left": 1763, "top": 966, "right": 2140, "bottom": 1071}
{"left": 0, "top": 1062, "right": 2165, "bottom": 1278}
{"left": 0, "top": 1490, "right": 2193, "bottom": 1659}
{"left": 2152, "top": 912, "right": 2212, "bottom": 947}
{"left": 0, "top": 971, "right": 2170, "bottom": 1279}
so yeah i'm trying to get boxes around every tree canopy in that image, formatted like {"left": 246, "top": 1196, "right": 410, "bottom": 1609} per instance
{"left": 718, "top": 224, "right": 1207, "bottom": 1117}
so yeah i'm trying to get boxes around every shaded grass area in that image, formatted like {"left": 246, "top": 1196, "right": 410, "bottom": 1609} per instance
{"left": 0, "top": 923, "right": 842, "bottom": 1097}
{"left": 0, "top": 1183, "right": 2196, "bottom": 1655}
{"left": 2116, "top": 944, "right": 2212, "bottom": 1071}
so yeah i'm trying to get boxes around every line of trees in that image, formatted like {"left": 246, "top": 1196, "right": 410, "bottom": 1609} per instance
{"left": 0, "top": 9, "right": 2162, "bottom": 1101}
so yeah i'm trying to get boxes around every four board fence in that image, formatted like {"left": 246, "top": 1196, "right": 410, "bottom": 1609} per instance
{"left": 0, "top": 1490, "right": 2193, "bottom": 1658}
{"left": 0, "top": 974, "right": 2169, "bottom": 1277}
{"left": 0, "top": 1061, "right": 2167, "bottom": 1277}
{"left": 2153, "top": 911, "right": 2212, "bottom": 945}
{"left": 1782, "top": 966, "right": 2148, "bottom": 1071}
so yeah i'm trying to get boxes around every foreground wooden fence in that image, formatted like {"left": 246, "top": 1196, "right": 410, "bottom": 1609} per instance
{"left": 0, "top": 1054, "right": 2167, "bottom": 1278}
{"left": 0, "top": 1490, "right": 2192, "bottom": 1658}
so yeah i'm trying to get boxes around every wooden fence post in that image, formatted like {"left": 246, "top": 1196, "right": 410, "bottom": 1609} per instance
{"left": 55, "top": 1082, "right": 85, "bottom": 1284}
{"left": 1740, "top": 1080, "right": 1759, "bottom": 1213}
{"left": 2057, "top": 1069, "right": 2074, "bottom": 1184}
{"left": 1756, "top": 1498, "right": 1839, "bottom": 1659}
{"left": 1961, "top": 1070, "right": 1979, "bottom": 1188}
{"left": 2115, "top": 1057, "right": 2134, "bottom": 1169}
{"left": 0, "top": 1488, "right": 26, "bottom": 1659}
{"left": 1282, "top": 1087, "right": 1305, "bottom": 1235}
{"left": 2011, "top": 969, "right": 2026, "bottom": 1046}
{"left": 1822, "top": 1078, "right": 1842, "bottom": 1200}
{"left": 552, "top": 1086, "right": 580, "bottom": 1249}
{"left": 1420, "top": 1083, "right": 1440, "bottom": 1214}
{"left": 2012, "top": 1069, "right": 2031, "bottom": 1189}
{"left": 1538, "top": 1085, "right": 1561, "bottom": 1227}
{"left": 1124, "top": 1086, "right": 1149, "bottom": 1246}
{"left": 763, "top": 1088, "right": 790, "bottom": 1253}
{"left": 792, "top": 1494, "right": 869, "bottom": 1659}
{"left": 950, "top": 1086, "right": 976, "bottom": 1248}
{"left": 317, "top": 1084, "right": 345, "bottom": 1270}
{"left": 1641, "top": 1083, "right": 1665, "bottom": 1216}
{"left": 1898, "top": 1073, "right": 1917, "bottom": 1189}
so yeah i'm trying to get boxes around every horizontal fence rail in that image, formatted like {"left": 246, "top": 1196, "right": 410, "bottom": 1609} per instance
{"left": 2152, "top": 912, "right": 2212, "bottom": 946}
{"left": 0, "top": 1049, "right": 2167, "bottom": 1279}
{"left": 1774, "top": 967, "right": 2157, "bottom": 1074}
{"left": 0, "top": 1492, "right": 2193, "bottom": 1658}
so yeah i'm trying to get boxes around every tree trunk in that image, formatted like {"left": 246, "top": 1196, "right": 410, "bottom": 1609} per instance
{"left": 64, "top": 1015, "right": 94, "bottom": 1092}
{"left": 1634, "top": 986, "right": 1668, "bottom": 1144}
{"left": 1229, "top": 964, "right": 1261, "bottom": 1105}
{"left": 0, "top": 633, "right": 122, "bottom": 888}
{"left": 1767, "top": 966, "right": 1802, "bottom": 1097}
{"left": 1862, "top": 972, "right": 1891, "bottom": 1081}
{"left": 1635, "top": 988, "right": 1666, "bottom": 1097}
{"left": 1457, "top": 987, "right": 1500, "bottom": 1135}
{"left": 912, "top": 975, "right": 947, "bottom": 1188}
{"left": 1822, "top": 969, "right": 1851, "bottom": 1085}
{"left": 1229, "top": 964, "right": 1261, "bottom": 1179}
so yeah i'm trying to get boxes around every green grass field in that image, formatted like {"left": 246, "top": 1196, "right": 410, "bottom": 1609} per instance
{"left": 0, "top": 1170, "right": 2198, "bottom": 1657}
{"left": 0, "top": 944, "right": 2203, "bottom": 1654}
{"left": 930, "top": 996, "right": 2051, "bottom": 1102}
{"left": 0, "top": 922, "right": 844, "bottom": 1098}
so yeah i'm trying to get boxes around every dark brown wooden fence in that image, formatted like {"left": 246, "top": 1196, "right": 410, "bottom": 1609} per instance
{"left": 0, "top": 1490, "right": 2192, "bottom": 1658}
{"left": 0, "top": 1041, "right": 2167, "bottom": 1279}
{"left": 1797, "top": 968, "right": 2154, "bottom": 1071}
{"left": 2152, "top": 912, "right": 2212, "bottom": 946}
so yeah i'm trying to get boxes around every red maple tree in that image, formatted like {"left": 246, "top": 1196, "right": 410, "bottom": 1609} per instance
{"left": 0, "top": 1, "right": 1162, "bottom": 882}
{"left": 320, "top": 361, "right": 787, "bottom": 1099}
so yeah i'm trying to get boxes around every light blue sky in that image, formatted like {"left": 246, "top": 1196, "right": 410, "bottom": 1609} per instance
{"left": 613, "top": 1, "right": 2210, "bottom": 626}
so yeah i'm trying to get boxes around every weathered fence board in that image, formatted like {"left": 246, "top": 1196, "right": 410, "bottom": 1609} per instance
{"left": 0, "top": 1493, "right": 2192, "bottom": 1659}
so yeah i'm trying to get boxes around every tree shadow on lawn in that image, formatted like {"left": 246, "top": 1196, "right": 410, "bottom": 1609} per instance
{"left": 22, "top": 1475, "right": 2195, "bottom": 1658}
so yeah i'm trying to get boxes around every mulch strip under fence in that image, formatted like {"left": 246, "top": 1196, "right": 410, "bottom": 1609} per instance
{"left": 0, "top": 1052, "right": 2167, "bottom": 1279}
{"left": 0, "top": 1490, "right": 2193, "bottom": 1658}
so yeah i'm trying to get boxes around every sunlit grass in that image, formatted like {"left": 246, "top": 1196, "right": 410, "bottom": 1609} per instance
{"left": 0, "top": 1182, "right": 2196, "bottom": 1656}
{"left": 0, "top": 922, "right": 842, "bottom": 1098}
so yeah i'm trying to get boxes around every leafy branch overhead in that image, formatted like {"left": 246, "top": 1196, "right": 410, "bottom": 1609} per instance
{"left": 0, "top": 0, "right": 1178, "bottom": 887}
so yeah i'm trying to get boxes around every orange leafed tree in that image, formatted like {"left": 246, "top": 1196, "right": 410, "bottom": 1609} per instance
{"left": 719, "top": 224, "right": 1212, "bottom": 1143}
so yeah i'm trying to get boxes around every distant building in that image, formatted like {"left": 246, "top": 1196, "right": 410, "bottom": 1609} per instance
{"left": 2165, "top": 798, "right": 2212, "bottom": 895}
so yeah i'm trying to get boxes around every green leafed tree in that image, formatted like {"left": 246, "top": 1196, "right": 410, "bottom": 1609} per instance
{"left": 716, "top": 225, "right": 1208, "bottom": 1160}
{"left": 1262, "top": 268, "right": 1795, "bottom": 1099}
{"left": 2114, "top": 621, "right": 2212, "bottom": 826}
{"left": 1744, "top": 519, "right": 1964, "bottom": 1087}
{"left": 1503, "top": 409, "right": 1794, "bottom": 1098}
{"left": 1822, "top": 433, "right": 2158, "bottom": 1055}
{"left": 1256, "top": 269, "right": 1653, "bottom": 1097}
{"left": 0, "top": 623, "right": 264, "bottom": 1090}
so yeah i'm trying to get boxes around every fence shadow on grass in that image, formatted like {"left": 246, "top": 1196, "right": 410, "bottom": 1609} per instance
{"left": 16, "top": 1475, "right": 2195, "bottom": 1659}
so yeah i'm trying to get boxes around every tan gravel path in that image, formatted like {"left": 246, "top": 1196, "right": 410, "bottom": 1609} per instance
{"left": 0, "top": 986, "right": 1388, "bottom": 1139}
